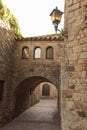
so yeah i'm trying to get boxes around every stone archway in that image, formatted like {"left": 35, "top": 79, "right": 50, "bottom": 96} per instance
{"left": 13, "top": 76, "right": 59, "bottom": 118}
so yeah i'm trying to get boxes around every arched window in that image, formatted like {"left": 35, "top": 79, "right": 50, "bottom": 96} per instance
{"left": 22, "top": 47, "right": 29, "bottom": 59}
{"left": 42, "top": 84, "right": 50, "bottom": 96}
{"left": 46, "top": 46, "right": 54, "bottom": 59}
{"left": 34, "top": 47, "right": 41, "bottom": 59}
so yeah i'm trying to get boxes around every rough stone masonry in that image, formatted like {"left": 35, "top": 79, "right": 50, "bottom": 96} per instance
{"left": 0, "top": 18, "right": 63, "bottom": 127}
{"left": 61, "top": 0, "right": 87, "bottom": 130}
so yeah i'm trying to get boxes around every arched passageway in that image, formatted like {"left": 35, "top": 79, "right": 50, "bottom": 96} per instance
{"left": 13, "top": 76, "right": 59, "bottom": 118}
{"left": 1, "top": 99, "right": 60, "bottom": 130}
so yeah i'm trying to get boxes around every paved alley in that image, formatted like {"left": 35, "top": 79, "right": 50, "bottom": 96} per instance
{"left": 0, "top": 99, "right": 60, "bottom": 130}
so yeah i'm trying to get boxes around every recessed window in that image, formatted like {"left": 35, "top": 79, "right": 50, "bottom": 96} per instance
{"left": 46, "top": 46, "right": 54, "bottom": 59}
{"left": 0, "top": 81, "right": 4, "bottom": 101}
{"left": 22, "top": 47, "right": 29, "bottom": 59}
{"left": 34, "top": 47, "right": 41, "bottom": 59}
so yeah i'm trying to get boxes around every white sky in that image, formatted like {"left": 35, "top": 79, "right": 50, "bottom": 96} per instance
{"left": 3, "top": 0, "right": 64, "bottom": 37}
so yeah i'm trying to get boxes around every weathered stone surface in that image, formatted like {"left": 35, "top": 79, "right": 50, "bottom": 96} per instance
{"left": 65, "top": 65, "right": 75, "bottom": 71}
{"left": 77, "top": 111, "right": 86, "bottom": 117}
{"left": 0, "top": 19, "right": 15, "bottom": 127}
{"left": 69, "top": 85, "right": 75, "bottom": 89}
{"left": 80, "top": 52, "right": 87, "bottom": 59}
{"left": 0, "top": 18, "right": 63, "bottom": 127}
{"left": 61, "top": 0, "right": 87, "bottom": 130}
{"left": 62, "top": 90, "right": 73, "bottom": 98}
{"left": 75, "top": 101, "right": 87, "bottom": 110}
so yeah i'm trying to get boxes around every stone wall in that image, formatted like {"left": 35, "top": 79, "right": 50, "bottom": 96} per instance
{"left": 11, "top": 38, "right": 63, "bottom": 118}
{"left": 0, "top": 19, "right": 15, "bottom": 127}
{"left": 61, "top": 0, "right": 87, "bottom": 130}
{"left": 31, "top": 85, "right": 41, "bottom": 105}
{"left": 13, "top": 39, "right": 63, "bottom": 88}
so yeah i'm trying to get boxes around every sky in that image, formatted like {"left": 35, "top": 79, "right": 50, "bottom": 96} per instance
{"left": 3, "top": 0, "right": 64, "bottom": 37}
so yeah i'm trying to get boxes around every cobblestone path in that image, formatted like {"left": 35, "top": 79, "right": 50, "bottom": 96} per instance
{"left": 0, "top": 99, "right": 60, "bottom": 130}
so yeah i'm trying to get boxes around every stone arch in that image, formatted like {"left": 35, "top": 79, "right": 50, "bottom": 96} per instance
{"left": 13, "top": 76, "right": 58, "bottom": 117}
{"left": 34, "top": 47, "right": 41, "bottom": 59}
{"left": 46, "top": 46, "right": 54, "bottom": 59}
{"left": 38, "top": 82, "right": 58, "bottom": 99}
{"left": 22, "top": 46, "right": 29, "bottom": 59}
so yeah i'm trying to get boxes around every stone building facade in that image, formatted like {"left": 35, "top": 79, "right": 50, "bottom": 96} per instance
{"left": 12, "top": 35, "right": 63, "bottom": 118}
{"left": 61, "top": 0, "right": 87, "bottom": 130}
{"left": 0, "top": 19, "right": 63, "bottom": 127}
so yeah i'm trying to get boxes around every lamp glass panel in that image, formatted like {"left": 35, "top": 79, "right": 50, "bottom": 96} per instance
{"left": 51, "top": 12, "right": 62, "bottom": 22}
{"left": 55, "top": 15, "right": 61, "bottom": 21}
{"left": 51, "top": 15, "right": 55, "bottom": 21}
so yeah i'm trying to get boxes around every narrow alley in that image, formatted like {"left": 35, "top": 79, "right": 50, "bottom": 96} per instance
{"left": 0, "top": 99, "right": 60, "bottom": 130}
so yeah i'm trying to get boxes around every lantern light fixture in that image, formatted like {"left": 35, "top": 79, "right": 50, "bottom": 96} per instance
{"left": 50, "top": 7, "right": 67, "bottom": 37}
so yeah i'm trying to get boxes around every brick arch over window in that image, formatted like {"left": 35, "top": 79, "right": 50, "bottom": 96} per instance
{"left": 22, "top": 47, "right": 29, "bottom": 59}
{"left": 46, "top": 46, "right": 54, "bottom": 59}
{"left": 34, "top": 47, "right": 41, "bottom": 59}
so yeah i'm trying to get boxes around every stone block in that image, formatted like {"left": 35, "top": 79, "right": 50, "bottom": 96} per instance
{"left": 77, "top": 111, "right": 86, "bottom": 117}
{"left": 63, "top": 110, "right": 72, "bottom": 120}
{"left": 62, "top": 90, "right": 73, "bottom": 98}
{"left": 82, "top": 71, "right": 87, "bottom": 78}
{"left": 73, "top": 93, "right": 81, "bottom": 101}
{"left": 75, "top": 101, "right": 87, "bottom": 110}
{"left": 79, "top": 52, "right": 87, "bottom": 59}
{"left": 66, "top": 0, "right": 73, "bottom": 7}
{"left": 75, "top": 84, "right": 86, "bottom": 93}
{"left": 72, "top": 3, "right": 80, "bottom": 10}
{"left": 69, "top": 85, "right": 76, "bottom": 89}
{"left": 75, "top": 64, "right": 82, "bottom": 71}
{"left": 66, "top": 101, "right": 74, "bottom": 110}
{"left": 69, "top": 54, "right": 78, "bottom": 61}
{"left": 79, "top": 38, "right": 87, "bottom": 44}
{"left": 65, "top": 65, "right": 75, "bottom": 71}
{"left": 67, "top": 3, "right": 80, "bottom": 12}
{"left": 83, "top": 64, "right": 87, "bottom": 71}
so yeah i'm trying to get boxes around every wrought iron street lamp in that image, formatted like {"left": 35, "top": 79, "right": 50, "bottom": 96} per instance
{"left": 50, "top": 7, "right": 67, "bottom": 37}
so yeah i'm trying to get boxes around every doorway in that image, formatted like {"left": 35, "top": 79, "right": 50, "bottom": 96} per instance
{"left": 42, "top": 84, "right": 50, "bottom": 96}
